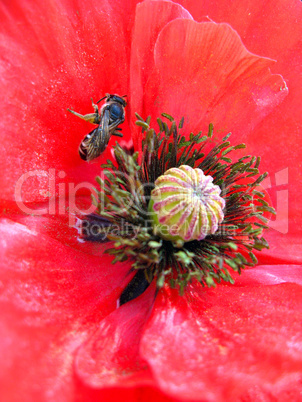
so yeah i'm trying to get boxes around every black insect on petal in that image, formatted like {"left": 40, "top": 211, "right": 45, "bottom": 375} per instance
{"left": 68, "top": 94, "right": 127, "bottom": 162}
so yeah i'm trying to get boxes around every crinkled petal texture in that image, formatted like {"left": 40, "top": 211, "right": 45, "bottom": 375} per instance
{"left": 0, "top": 0, "right": 302, "bottom": 401}
{"left": 132, "top": 19, "right": 288, "bottom": 147}
{"left": 0, "top": 218, "right": 134, "bottom": 401}
{"left": 141, "top": 282, "right": 302, "bottom": 401}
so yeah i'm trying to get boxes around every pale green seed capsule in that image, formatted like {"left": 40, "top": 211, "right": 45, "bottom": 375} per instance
{"left": 149, "top": 165, "right": 225, "bottom": 245}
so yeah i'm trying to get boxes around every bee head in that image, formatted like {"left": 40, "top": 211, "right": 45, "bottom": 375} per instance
{"left": 110, "top": 94, "right": 127, "bottom": 107}
{"left": 97, "top": 94, "right": 127, "bottom": 107}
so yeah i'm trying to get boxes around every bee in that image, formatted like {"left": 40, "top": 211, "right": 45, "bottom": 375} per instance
{"left": 68, "top": 94, "right": 127, "bottom": 161}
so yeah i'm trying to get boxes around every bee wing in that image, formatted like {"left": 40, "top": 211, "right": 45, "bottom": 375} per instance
{"left": 79, "top": 109, "right": 111, "bottom": 161}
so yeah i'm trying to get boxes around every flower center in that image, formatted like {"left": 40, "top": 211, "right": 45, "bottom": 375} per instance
{"left": 149, "top": 165, "right": 225, "bottom": 246}
{"left": 83, "top": 113, "right": 273, "bottom": 303}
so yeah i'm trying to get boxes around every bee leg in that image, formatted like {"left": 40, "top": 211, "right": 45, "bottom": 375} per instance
{"left": 67, "top": 99, "right": 100, "bottom": 125}
{"left": 90, "top": 98, "right": 99, "bottom": 114}
{"left": 112, "top": 131, "right": 123, "bottom": 137}
{"left": 108, "top": 118, "right": 124, "bottom": 131}
{"left": 67, "top": 109, "right": 100, "bottom": 124}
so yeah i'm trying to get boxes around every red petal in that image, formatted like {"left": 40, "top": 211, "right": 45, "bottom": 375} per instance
{"left": 129, "top": 0, "right": 193, "bottom": 151}
{"left": 141, "top": 283, "right": 302, "bottom": 400}
{"left": 0, "top": 217, "right": 131, "bottom": 400}
{"left": 234, "top": 264, "right": 302, "bottom": 286}
{"left": 143, "top": 19, "right": 287, "bottom": 140}
{"left": 256, "top": 231, "right": 302, "bottom": 266}
{"left": 75, "top": 283, "right": 156, "bottom": 388}
{"left": 181, "top": 0, "right": 302, "bottom": 67}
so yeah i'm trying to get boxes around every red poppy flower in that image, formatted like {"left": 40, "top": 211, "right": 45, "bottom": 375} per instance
{"left": 1, "top": 0, "right": 302, "bottom": 401}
